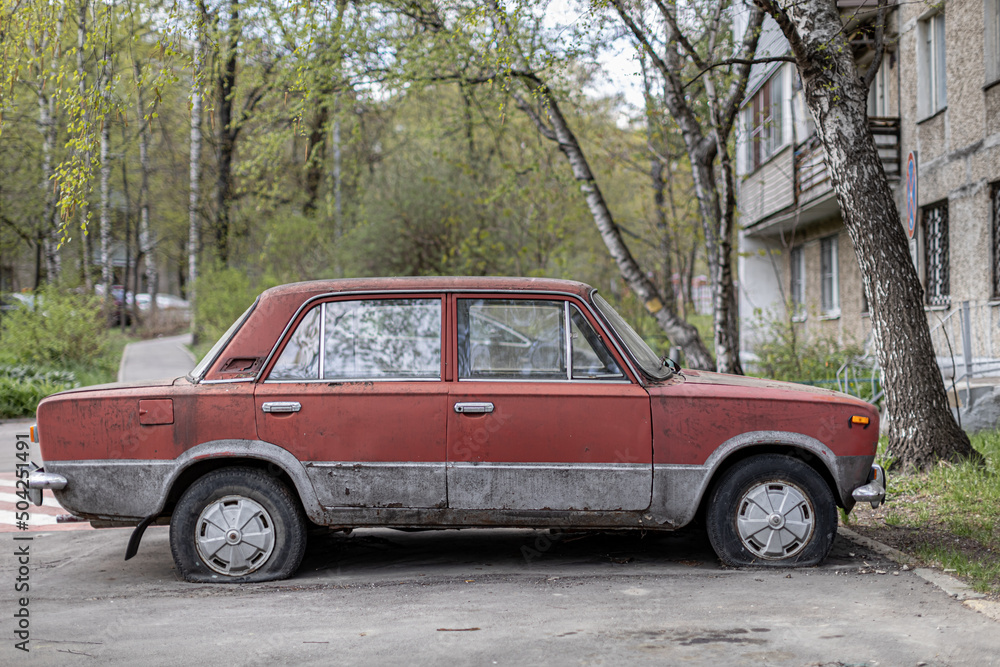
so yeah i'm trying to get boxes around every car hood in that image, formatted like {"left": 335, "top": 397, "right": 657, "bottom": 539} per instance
{"left": 674, "top": 370, "right": 849, "bottom": 399}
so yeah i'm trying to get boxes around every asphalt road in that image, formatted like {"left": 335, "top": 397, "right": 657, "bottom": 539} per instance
{"left": 2, "top": 523, "right": 999, "bottom": 665}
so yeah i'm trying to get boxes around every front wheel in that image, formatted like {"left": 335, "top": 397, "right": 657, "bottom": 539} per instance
{"left": 706, "top": 454, "right": 837, "bottom": 567}
{"left": 170, "top": 467, "right": 307, "bottom": 583}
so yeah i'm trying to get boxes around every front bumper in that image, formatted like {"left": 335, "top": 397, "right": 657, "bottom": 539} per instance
{"left": 27, "top": 464, "right": 68, "bottom": 507}
{"left": 851, "top": 463, "right": 887, "bottom": 508}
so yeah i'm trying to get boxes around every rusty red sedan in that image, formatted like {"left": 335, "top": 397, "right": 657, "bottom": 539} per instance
{"left": 28, "top": 277, "right": 885, "bottom": 582}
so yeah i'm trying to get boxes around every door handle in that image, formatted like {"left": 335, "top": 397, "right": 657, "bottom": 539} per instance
{"left": 261, "top": 401, "right": 301, "bottom": 414}
{"left": 454, "top": 402, "right": 494, "bottom": 414}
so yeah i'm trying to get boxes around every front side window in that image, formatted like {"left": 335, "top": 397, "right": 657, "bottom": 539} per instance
{"left": 923, "top": 201, "right": 950, "bottom": 306}
{"left": 270, "top": 298, "right": 442, "bottom": 381}
{"left": 820, "top": 236, "right": 839, "bottom": 315}
{"left": 918, "top": 12, "right": 947, "bottom": 117}
{"left": 457, "top": 299, "right": 624, "bottom": 381}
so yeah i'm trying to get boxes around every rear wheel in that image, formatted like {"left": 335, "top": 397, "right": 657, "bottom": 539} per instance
{"left": 170, "top": 467, "right": 307, "bottom": 582}
{"left": 706, "top": 454, "right": 836, "bottom": 567}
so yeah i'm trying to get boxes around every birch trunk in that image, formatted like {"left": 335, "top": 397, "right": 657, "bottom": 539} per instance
{"left": 135, "top": 61, "right": 157, "bottom": 328}
{"left": 754, "top": 0, "right": 976, "bottom": 468}
{"left": 78, "top": 0, "right": 91, "bottom": 290}
{"left": 100, "top": 108, "right": 112, "bottom": 305}
{"left": 32, "top": 6, "right": 66, "bottom": 283}
{"left": 610, "top": 0, "right": 762, "bottom": 375}
{"left": 189, "top": 37, "right": 204, "bottom": 340}
{"left": 512, "top": 73, "right": 715, "bottom": 370}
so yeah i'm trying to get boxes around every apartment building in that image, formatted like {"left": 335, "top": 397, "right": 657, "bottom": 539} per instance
{"left": 737, "top": 0, "right": 1000, "bottom": 378}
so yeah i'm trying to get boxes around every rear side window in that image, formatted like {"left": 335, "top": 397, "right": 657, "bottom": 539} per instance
{"left": 269, "top": 299, "right": 442, "bottom": 381}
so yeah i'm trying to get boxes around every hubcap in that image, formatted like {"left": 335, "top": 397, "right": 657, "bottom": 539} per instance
{"left": 735, "top": 481, "right": 814, "bottom": 560}
{"left": 195, "top": 495, "right": 275, "bottom": 576}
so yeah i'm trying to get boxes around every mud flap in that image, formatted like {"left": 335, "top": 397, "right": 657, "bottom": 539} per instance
{"left": 124, "top": 514, "right": 157, "bottom": 561}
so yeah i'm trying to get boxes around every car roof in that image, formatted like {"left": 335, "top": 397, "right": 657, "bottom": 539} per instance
{"left": 258, "top": 276, "right": 594, "bottom": 300}
{"left": 200, "top": 277, "right": 597, "bottom": 382}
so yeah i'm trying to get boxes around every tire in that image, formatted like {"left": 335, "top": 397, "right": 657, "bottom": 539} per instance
{"left": 705, "top": 454, "right": 837, "bottom": 567}
{"left": 170, "top": 467, "right": 307, "bottom": 583}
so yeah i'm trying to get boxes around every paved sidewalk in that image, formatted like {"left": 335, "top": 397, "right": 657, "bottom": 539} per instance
{"left": 117, "top": 332, "right": 197, "bottom": 382}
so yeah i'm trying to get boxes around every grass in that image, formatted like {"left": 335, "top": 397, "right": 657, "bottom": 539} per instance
{"left": 847, "top": 429, "right": 1000, "bottom": 596}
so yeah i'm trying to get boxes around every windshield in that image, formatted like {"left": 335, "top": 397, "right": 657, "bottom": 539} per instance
{"left": 592, "top": 292, "right": 673, "bottom": 381}
{"left": 188, "top": 298, "right": 259, "bottom": 382}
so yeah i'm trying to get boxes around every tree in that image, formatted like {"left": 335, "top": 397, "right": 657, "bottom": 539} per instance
{"left": 751, "top": 0, "right": 977, "bottom": 468}
{"left": 608, "top": 0, "right": 766, "bottom": 374}
{"left": 387, "top": 0, "right": 716, "bottom": 368}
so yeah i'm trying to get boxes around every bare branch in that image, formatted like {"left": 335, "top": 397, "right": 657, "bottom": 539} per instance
{"left": 862, "top": 0, "right": 888, "bottom": 90}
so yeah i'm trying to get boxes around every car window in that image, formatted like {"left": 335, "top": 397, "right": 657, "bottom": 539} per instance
{"left": 270, "top": 299, "right": 442, "bottom": 381}
{"left": 457, "top": 299, "right": 623, "bottom": 381}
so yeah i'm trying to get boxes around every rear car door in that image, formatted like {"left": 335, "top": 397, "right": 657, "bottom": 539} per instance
{"left": 256, "top": 295, "right": 448, "bottom": 508}
{"left": 447, "top": 295, "right": 652, "bottom": 511}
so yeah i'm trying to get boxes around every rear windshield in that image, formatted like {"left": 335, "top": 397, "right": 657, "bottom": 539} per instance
{"left": 189, "top": 298, "right": 258, "bottom": 382}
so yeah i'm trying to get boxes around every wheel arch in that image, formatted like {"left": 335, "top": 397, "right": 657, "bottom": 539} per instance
{"left": 157, "top": 440, "right": 325, "bottom": 524}
{"left": 651, "top": 431, "right": 845, "bottom": 527}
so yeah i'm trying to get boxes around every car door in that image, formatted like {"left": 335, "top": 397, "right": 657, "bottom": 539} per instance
{"left": 447, "top": 295, "right": 652, "bottom": 511}
{"left": 255, "top": 295, "right": 449, "bottom": 508}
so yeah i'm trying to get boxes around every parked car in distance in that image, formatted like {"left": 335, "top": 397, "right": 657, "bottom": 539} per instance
{"left": 28, "top": 277, "right": 886, "bottom": 582}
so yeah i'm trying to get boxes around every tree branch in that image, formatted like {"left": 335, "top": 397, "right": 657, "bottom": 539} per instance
{"left": 862, "top": 0, "right": 888, "bottom": 91}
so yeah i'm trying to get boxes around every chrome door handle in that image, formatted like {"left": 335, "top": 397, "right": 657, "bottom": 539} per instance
{"left": 262, "top": 401, "right": 301, "bottom": 414}
{"left": 454, "top": 402, "right": 494, "bottom": 414}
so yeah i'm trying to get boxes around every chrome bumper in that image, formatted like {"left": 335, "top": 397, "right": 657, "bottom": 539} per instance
{"left": 851, "top": 463, "right": 887, "bottom": 509}
{"left": 27, "top": 465, "right": 67, "bottom": 507}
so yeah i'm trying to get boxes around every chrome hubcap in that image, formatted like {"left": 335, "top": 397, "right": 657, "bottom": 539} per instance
{"left": 195, "top": 495, "right": 275, "bottom": 576}
{"left": 736, "top": 481, "right": 814, "bottom": 560}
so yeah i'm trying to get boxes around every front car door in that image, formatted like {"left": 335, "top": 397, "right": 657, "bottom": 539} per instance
{"left": 447, "top": 295, "right": 652, "bottom": 511}
{"left": 256, "top": 295, "right": 448, "bottom": 508}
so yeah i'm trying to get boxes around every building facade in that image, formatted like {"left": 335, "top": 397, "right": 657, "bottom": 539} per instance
{"left": 737, "top": 0, "right": 1000, "bottom": 378}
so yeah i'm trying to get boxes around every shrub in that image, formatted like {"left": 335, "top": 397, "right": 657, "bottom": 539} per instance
{"left": 0, "top": 370, "right": 79, "bottom": 419}
{"left": 0, "top": 287, "right": 107, "bottom": 366}
{"left": 748, "top": 307, "right": 867, "bottom": 387}
{"left": 194, "top": 265, "right": 280, "bottom": 344}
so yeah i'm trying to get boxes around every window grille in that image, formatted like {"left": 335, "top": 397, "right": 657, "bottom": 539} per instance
{"left": 993, "top": 183, "right": 1000, "bottom": 299}
{"left": 923, "top": 202, "right": 950, "bottom": 306}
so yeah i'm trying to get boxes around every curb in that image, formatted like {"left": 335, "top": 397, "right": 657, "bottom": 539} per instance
{"left": 839, "top": 525, "right": 1000, "bottom": 622}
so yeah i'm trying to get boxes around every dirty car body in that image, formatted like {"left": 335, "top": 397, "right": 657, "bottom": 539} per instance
{"left": 29, "top": 277, "right": 885, "bottom": 582}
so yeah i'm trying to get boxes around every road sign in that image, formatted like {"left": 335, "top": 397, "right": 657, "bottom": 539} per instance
{"left": 906, "top": 151, "right": 918, "bottom": 238}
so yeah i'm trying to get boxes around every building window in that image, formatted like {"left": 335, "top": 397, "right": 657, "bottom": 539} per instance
{"left": 992, "top": 183, "right": 1000, "bottom": 299}
{"left": 742, "top": 68, "right": 784, "bottom": 171}
{"left": 820, "top": 236, "right": 839, "bottom": 316}
{"left": 790, "top": 245, "right": 805, "bottom": 319}
{"left": 867, "top": 58, "right": 892, "bottom": 117}
{"left": 923, "top": 201, "right": 950, "bottom": 307}
{"left": 987, "top": 0, "right": 1000, "bottom": 85}
{"left": 918, "top": 12, "right": 947, "bottom": 117}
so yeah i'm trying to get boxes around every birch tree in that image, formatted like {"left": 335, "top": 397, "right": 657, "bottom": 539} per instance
{"left": 751, "top": 0, "right": 976, "bottom": 468}
{"left": 609, "top": 0, "right": 766, "bottom": 375}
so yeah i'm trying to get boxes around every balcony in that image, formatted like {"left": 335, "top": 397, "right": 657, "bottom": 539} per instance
{"left": 740, "top": 117, "right": 900, "bottom": 235}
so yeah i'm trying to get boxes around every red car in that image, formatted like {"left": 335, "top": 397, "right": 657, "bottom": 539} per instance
{"left": 28, "top": 277, "right": 885, "bottom": 582}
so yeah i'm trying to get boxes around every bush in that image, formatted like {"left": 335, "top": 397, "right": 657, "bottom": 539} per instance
{"left": 0, "top": 287, "right": 107, "bottom": 366}
{"left": 194, "top": 265, "right": 278, "bottom": 344}
{"left": 748, "top": 307, "right": 867, "bottom": 387}
{"left": 0, "top": 369, "right": 79, "bottom": 419}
